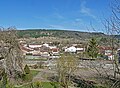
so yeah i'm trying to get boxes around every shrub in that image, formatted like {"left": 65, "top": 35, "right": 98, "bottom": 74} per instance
{"left": 33, "top": 64, "right": 38, "bottom": 69}
{"left": 24, "top": 64, "right": 30, "bottom": 74}
{"left": 34, "top": 81, "right": 43, "bottom": 88}
{"left": 21, "top": 73, "right": 33, "bottom": 82}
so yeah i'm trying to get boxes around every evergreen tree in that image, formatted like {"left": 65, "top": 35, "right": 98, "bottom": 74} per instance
{"left": 86, "top": 38, "right": 98, "bottom": 59}
{"left": 24, "top": 65, "right": 30, "bottom": 74}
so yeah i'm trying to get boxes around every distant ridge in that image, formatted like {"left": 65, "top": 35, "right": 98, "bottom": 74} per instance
{"left": 17, "top": 29, "right": 106, "bottom": 40}
{"left": 25, "top": 28, "right": 104, "bottom": 34}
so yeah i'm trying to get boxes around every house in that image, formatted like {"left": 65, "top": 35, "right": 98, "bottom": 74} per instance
{"left": 65, "top": 46, "right": 77, "bottom": 53}
{"left": 98, "top": 46, "right": 112, "bottom": 55}
{"left": 20, "top": 43, "right": 60, "bottom": 58}
{"left": 40, "top": 52, "right": 50, "bottom": 57}
{"left": 50, "top": 48, "right": 59, "bottom": 56}
{"left": 32, "top": 50, "right": 41, "bottom": 56}
{"left": 43, "top": 43, "right": 49, "bottom": 47}
{"left": 27, "top": 44, "right": 42, "bottom": 49}
{"left": 105, "top": 50, "right": 112, "bottom": 56}
{"left": 98, "top": 46, "right": 114, "bottom": 60}
{"left": 40, "top": 45, "right": 50, "bottom": 52}
{"left": 76, "top": 47, "right": 85, "bottom": 53}
{"left": 20, "top": 45, "right": 34, "bottom": 55}
{"left": 72, "top": 44, "right": 85, "bottom": 53}
{"left": 64, "top": 45, "right": 85, "bottom": 53}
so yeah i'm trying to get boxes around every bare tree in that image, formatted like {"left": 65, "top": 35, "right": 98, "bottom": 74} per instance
{"left": 0, "top": 27, "right": 23, "bottom": 83}
{"left": 94, "top": 0, "right": 120, "bottom": 87}
{"left": 56, "top": 54, "right": 78, "bottom": 88}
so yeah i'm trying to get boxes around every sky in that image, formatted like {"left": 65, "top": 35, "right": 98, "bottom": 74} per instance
{"left": 0, "top": 0, "right": 113, "bottom": 32}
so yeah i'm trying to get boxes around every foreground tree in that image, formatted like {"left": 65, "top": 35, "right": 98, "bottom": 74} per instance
{"left": 56, "top": 54, "right": 78, "bottom": 88}
{"left": 0, "top": 27, "right": 23, "bottom": 84}
{"left": 88, "top": 0, "right": 120, "bottom": 87}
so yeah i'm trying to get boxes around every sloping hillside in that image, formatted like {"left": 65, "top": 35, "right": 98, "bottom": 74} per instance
{"left": 17, "top": 29, "right": 106, "bottom": 40}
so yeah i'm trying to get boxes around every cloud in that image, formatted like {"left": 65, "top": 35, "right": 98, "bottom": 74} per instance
{"left": 80, "top": 1, "right": 96, "bottom": 19}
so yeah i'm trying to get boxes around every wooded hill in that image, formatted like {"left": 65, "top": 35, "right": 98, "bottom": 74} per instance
{"left": 17, "top": 29, "right": 106, "bottom": 40}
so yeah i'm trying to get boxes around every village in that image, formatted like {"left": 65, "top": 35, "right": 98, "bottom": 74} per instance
{"left": 18, "top": 39, "right": 120, "bottom": 69}
{"left": 0, "top": 37, "right": 120, "bottom": 87}
{"left": 0, "top": 33, "right": 120, "bottom": 88}
{"left": 0, "top": 0, "right": 120, "bottom": 87}
{"left": 20, "top": 40, "right": 116, "bottom": 60}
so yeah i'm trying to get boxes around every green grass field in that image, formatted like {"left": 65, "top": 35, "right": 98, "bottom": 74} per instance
{"left": 30, "top": 70, "right": 39, "bottom": 77}
{"left": 16, "top": 82, "right": 59, "bottom": 88}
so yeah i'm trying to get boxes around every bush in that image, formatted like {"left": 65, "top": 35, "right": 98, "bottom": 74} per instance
{"left": 34, "top": 81, "right": 43, "bottom": 88}
{"left": 21, "top": 73, "right": 33, "bottom": 82}
{"left": 24, "top": 65, "right": 30, "bottom": 74}
{"left": 21, "top": 74, "right": 26, "bottom": 81}
{"left": 33, "top": 64, "right": 38, "bottom": 69}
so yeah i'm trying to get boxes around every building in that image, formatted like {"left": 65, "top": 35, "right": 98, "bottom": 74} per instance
{"left": 65, "top": 46, "right": 77, "bottom": 53}
{"left": 20, "top": 43, "right": 60, "bottom": 57}
{"left": 98, "top": 46, "right": 114, "bottom": 60}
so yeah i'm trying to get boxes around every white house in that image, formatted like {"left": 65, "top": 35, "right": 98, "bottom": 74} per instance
{"left": 43, "top": 43, "right": 49, "bottom": 47}
{"left": 105, "top": 50, "right": 112, "bottom": 56}
{"left": 65, "top": 46, "right": 77, "bottom": 53}
{"left": 27, "top": 44, "right": 42, "bottom": 49}
{"left": 108, "top": 55, "right": 114, "bottom": 60}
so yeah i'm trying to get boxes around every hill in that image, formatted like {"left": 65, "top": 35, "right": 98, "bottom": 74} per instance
{"left": 17, "top": 29, "right": 106, "bottom": 41}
